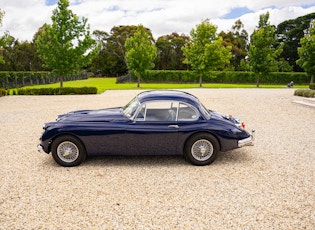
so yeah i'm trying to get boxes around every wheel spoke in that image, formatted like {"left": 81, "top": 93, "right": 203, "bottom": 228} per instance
{"left": 57, "top": 141, "right": 79, "bottom": 163}
{"left": 191, "top": 139, "right": 213, "bottom": 161}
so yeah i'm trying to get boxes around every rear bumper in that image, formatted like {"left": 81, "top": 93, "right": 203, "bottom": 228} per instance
{"left": 37, "top": 143, "right": 50, "bottom": 154}
{"left": 238, "top": 129, "right": 255, "bottom": 147}
{"left": 37, "top": 144, "right": 44, "bottom": 152}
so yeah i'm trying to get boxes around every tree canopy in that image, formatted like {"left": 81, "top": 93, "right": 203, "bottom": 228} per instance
{"left": 36, "top": 0, "right": 97, "bottom": 87}
{"left": 219, "top": 19, "right": 248, "bottom": 71}
{"left": 125, "top": 25, "right": 157, "bottom": 87}
{"left": 296, "top": 20, "right": 315, "bottom": 83}
{"left": 0, "top": 38, "right": 43, "bottom": 71}
{"left": 276, "top": 12, "right": 315, "bottom": 72}
{"left": 1, "top": 8, "right": 315, "bottom": 81}
{"left": 155, "top": 32, "right": 189, "bottom": 70}
{"left": 0, "top": 9, "right": 11, "bottom": 65}
{"left": 182, "top": 19, "right": 232, "bottom": 87}
{"left": 249, "top": 12, "right": 283, "bottom": 87}
{"left": 91, "top": 25, "right": 145, "bottom": 76}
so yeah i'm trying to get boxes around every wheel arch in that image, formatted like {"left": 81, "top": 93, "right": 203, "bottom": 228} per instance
{"left": 183, "top": 131, "right": 222, "bottom": 153}
{"left": 48, "top": 132, "right": 86, "bottom": 154}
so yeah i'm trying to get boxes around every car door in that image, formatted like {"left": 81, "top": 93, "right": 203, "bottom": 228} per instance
{"left": 175, "top": 102, "right": 205, "bottom": 145}
{"left": 126, "top": 101, "right": 179, "bottom": 156}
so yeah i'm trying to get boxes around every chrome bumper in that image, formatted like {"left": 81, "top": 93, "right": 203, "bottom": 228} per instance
{"left": 238, "top": 129, "right": 255, "bottom": 147}
{"left": 37, "top": 144, "right": 44, "bottom": 152}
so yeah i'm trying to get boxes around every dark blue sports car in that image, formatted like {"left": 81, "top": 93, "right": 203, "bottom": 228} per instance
{"left": 38, "top": 90, "right": 254, "bottom": 167}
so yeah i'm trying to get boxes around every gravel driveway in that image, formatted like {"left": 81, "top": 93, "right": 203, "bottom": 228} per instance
{"left": 0, "top": 88, "right": 314, "bottom": 229}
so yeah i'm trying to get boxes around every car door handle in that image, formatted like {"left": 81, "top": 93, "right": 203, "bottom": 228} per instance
{"left": 168, "top": 125, "right": 179, "bottom": 129}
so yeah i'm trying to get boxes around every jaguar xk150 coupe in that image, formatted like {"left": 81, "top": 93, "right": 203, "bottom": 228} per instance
{"left": 38, "top": 90, "right": 254, "bottom": 166}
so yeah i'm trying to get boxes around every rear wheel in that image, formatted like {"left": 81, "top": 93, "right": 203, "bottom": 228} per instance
{"left": 184, "top": 133, "right": 219, "bottom": 166}
{"left": 51, "top": 135, "right": 86, "bottom": 167}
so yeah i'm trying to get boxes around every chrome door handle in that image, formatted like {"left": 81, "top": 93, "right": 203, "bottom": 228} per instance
{"left": 168, "top": 125, "right": 179, "bottom": 129}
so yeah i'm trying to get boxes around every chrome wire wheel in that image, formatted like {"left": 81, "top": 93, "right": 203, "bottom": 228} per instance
{"left": 52, "top": 135, "right": 86, "bottom": 167}
{"left": 57, "top": 141, "right": 79, "bottom": 163}
{"left": 191, "top": 139, "right": 214, "bottom": 161}
{"left": 185, "top": 134, "right": 219, "bottom": 166}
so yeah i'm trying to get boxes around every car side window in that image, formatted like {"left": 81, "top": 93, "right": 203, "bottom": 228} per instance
{"left": 135, "top": 101, "right": 179, "bottom": 121}
{"left": 178, "top": 103, "right": 198, "bottom": 121}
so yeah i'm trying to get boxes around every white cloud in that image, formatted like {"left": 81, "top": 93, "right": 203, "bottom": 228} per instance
{"left": 0, "top": 0, "right": 315, "bottom": 41}
{"left": 1, "top": 0, "right": 53, "bottom": 41}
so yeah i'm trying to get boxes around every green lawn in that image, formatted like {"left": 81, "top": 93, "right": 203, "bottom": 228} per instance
{"left": 22, "top": 78, "right": 308, "bottom": 93}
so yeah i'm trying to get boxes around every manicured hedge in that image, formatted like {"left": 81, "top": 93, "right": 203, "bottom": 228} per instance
{"left": 0, "top": 71, "right": 88, "bottom": 89}
{"left": 17, "top": 87, "right": 97, "bottom": 95}
{"left": 134, "top": 70, "right": 310, "bottom": 84}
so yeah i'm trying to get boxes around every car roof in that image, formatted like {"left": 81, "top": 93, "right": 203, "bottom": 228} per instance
{"left": 137, "top": 90, "right": 201, "bottom": 106}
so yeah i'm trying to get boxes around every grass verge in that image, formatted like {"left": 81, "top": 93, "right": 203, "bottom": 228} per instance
{"left": 17, "top": 78, "right": 309, "bottom": 94}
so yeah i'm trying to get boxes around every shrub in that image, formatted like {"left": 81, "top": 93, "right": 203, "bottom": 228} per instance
{"left": 294, "top": 89, "right": 304, "bottom": 96}
{"left": 303, "top": 90, "right": 315, "bottom": 98}
{"left": 310, "top": 83, "right": 315, "bottom": 90}
{"left": 0, "top": 88, "right": 10, "bottom": 96}
{"left": 294, "top": 89, "right": 315, "bottom": 97}
{"left": 17, "top": 87, "right": 97, "bottom": 95}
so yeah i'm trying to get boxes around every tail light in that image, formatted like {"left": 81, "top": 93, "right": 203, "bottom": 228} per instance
{"left": 228, "top": 114, "right": 245, "bottom": 129}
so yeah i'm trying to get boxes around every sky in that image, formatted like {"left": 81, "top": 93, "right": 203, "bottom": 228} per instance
{"left": 1, "top": 0, "right": 315, "bottom": 42}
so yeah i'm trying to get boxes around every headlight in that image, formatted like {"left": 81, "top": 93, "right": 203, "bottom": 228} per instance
{"left": 56, "top": 114, "right": 65, "bottom": 121}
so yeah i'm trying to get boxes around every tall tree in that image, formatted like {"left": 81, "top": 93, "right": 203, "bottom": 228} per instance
{"left": 0, "top": 35, "right": 17, "bottom": 70}
{"left": 90, "top": 26, "right": 153, "bottom": 76}
{"left": 91, "top": 30, "right": 109, "bottom": 76}
{"left": 182, "top": 19, "right": 232, "bottom": 87}
{"left": 155, "top": 32, "right": 189, "bottom": 70}
{"left": 249, "top": 12, "right": 283, "bottom": 87}
{"left": 220, "top": 19, "right": 248, "bottom": 71}
{"left": 0, "top": 9, "right": 4, "bottom": 64}
{"left": 0, "top": 9, "right": 11, "bottom": 65}
{"left": 0, "top": 38, "right": 43, "bottom": 71}
{"left": 36, "top": 0, "right": 97, "bottom": 87}
{"left": 275, "top": 13, "right": 315, "bottom": 72}
{"left": 296, "top": 20, "right": 315, "bottom": 83}
{"left": 125, "top": 25, "right": 157, "bottom": 88}
{"left": 92, "top": 26, "right": 137, "bottom": 76}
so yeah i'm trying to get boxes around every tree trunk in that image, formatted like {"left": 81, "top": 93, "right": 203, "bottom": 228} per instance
{"left": 256, "top": 74, "right": 260, "bottom": 88}
{"left": 59, "top": 75, "right": 63, "bottom": 88}
{"left": 311, "top": 74, "right": 314, "bottom": 84}
{"left": 137, "top": 72, "right": 140, "bottom": 88}
{"left": 199, "top": 75, "right": 202, "bottom": 88}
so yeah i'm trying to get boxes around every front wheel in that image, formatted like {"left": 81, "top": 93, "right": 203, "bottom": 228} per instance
{"left": 184, "top": 133, "right": 219, "bottom": 166}
{"left": 51, "top": 135, "right": 86, "bottom": 167}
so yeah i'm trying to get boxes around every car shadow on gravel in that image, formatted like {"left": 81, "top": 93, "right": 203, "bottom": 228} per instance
{"left": 41, "top": 149, "right": 252, "bottom": 168}
{"left": 85, "top": 150, "right": 252, "bottom": 167}
{"left": 83, "top": 155, "right": 188, "bottom": 167}
{"left": 39, "top": 155, "right": 188, "bottom": 168}
{"left": 84, "top": 150, "right": 251, "bottom": 167}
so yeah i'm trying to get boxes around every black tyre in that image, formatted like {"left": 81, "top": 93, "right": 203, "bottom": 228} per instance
{"left": 51, "top": 135, "right": 86, "bottom": 167}
{"left": 184, "top": 133, "right": 219, "bottom": 166}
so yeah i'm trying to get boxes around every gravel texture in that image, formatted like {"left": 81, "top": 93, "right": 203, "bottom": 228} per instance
{"left": 0, "top": 88, "right": 314, "bottom": 229}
